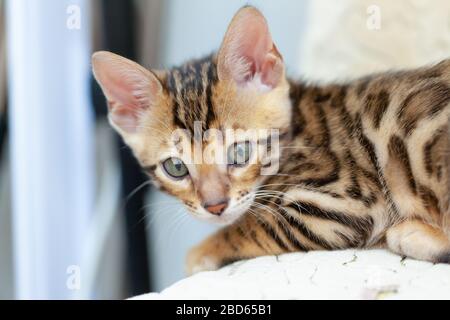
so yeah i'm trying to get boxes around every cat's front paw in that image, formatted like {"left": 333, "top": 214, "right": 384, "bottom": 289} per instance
{"left": 186, "top": 245, "right": 221, "bottom": 275}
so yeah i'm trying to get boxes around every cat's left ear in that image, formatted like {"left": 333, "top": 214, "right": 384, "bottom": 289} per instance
{"left": 217, "top": 6, "right": 284, "bottom": 90}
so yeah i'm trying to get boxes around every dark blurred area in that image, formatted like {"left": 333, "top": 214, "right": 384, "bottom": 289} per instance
{"left": 91, "top": 0, "right": 151, "bottom": 297}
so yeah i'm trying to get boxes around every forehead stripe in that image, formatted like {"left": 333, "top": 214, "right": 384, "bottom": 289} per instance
{"left": 205, "top": 61, "right": 217, "bottom": 129}
{"left": 165, "top": 54, "right": 218, "bottom": 134}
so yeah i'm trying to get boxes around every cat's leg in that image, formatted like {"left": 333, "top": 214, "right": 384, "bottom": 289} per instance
{"left": 386, "top": 219, "right": 450, "bottom": 263}
{"left": 186, "top": 213, "right": 295, "bottom": 275}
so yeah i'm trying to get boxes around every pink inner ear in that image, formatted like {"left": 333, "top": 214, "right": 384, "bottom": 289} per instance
{"left": 218, "top": 7, "right": 284, "bottom": 89}
{"left": 106, "top": 76, "right": 143, "bottom": 110}
{"left": 108, "top": 104, "right": 141, "bottom": 133}
{"left": 101, "top": 69, "right": 151, "bottom": 132}
{"left": 260, "top": 46, "right": 283, "bottom": 88}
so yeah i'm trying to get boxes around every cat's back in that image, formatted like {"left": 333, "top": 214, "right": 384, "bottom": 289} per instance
{"left": 288, "top": 59, "right": 450, "bottom": 228}
{"left": 356, "top": 59, "right": 450, "bottom": 226}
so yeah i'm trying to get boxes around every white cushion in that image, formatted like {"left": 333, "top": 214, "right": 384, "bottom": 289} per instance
{"left": 130, "top": 249, "right": 450, "bottom": 300}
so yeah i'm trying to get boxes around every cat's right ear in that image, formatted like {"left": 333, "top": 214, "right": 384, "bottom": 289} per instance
{"left": 92, "top": 51, "right": 162, "bottom": 134}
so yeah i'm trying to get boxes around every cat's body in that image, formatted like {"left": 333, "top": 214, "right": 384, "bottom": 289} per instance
{"left": 92, "top": 6, "right": 450, "bottom": 274}
{"left": 186, "top": 58, "right": 450, "bottom": 273}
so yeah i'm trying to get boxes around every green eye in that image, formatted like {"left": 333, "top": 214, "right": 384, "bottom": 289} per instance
{"left": 162, "top": 157, "right": 189, "bottom": 178}
{"left": 227, "top": 141, "right": 252, "bottom": 166}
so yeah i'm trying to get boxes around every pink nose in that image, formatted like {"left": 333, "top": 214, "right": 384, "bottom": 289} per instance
{"left": 203, "top": 199, "right": 228, "bottom": 215}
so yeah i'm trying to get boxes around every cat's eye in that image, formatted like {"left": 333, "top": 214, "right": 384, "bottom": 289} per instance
{"left": 162, "top": 157, "right": 189, "bottom": 179}
{"left": 227, "top": 141, "right": 252, "bottom": 166}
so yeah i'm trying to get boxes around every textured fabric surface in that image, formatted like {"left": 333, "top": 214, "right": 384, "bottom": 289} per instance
{"left": 131, "top": 250, "right": 450, "bottom": 300}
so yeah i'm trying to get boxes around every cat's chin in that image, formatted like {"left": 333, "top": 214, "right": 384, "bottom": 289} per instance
{"left": 203, "top": 213, "right": 243, "bottom": 226}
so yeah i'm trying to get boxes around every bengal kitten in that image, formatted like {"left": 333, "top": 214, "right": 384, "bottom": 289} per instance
{"left": 93, "top": 6, "right": 450, "bottom": 274}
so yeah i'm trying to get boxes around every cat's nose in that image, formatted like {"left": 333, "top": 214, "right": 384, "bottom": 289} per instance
{"left": 203, "top": 199, "right": 228, "bottom": 216}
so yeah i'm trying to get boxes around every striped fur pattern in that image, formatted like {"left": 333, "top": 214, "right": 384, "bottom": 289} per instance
{"left": 92, "top": 7, "right": 450, "bottom": 274}
{"left": 187, "top": 60, "right": 450, "bottom": 273}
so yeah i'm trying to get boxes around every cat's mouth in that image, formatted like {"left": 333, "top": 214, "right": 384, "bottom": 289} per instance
{"left": 188, "top": 193, "right": 255, "bottom": 225}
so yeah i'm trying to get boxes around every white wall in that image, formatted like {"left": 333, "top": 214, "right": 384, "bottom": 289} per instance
{"left": 148, "top": 0, "right": 308, "bottom": 291}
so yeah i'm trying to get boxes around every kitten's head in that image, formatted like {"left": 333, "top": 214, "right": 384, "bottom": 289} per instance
{"left": 92, "top": 6, "right": 292, "bottom": 224}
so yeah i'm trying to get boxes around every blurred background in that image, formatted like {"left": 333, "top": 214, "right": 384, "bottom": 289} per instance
{"left": 0, "top": 0, "right": 448, "bottom": 299}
